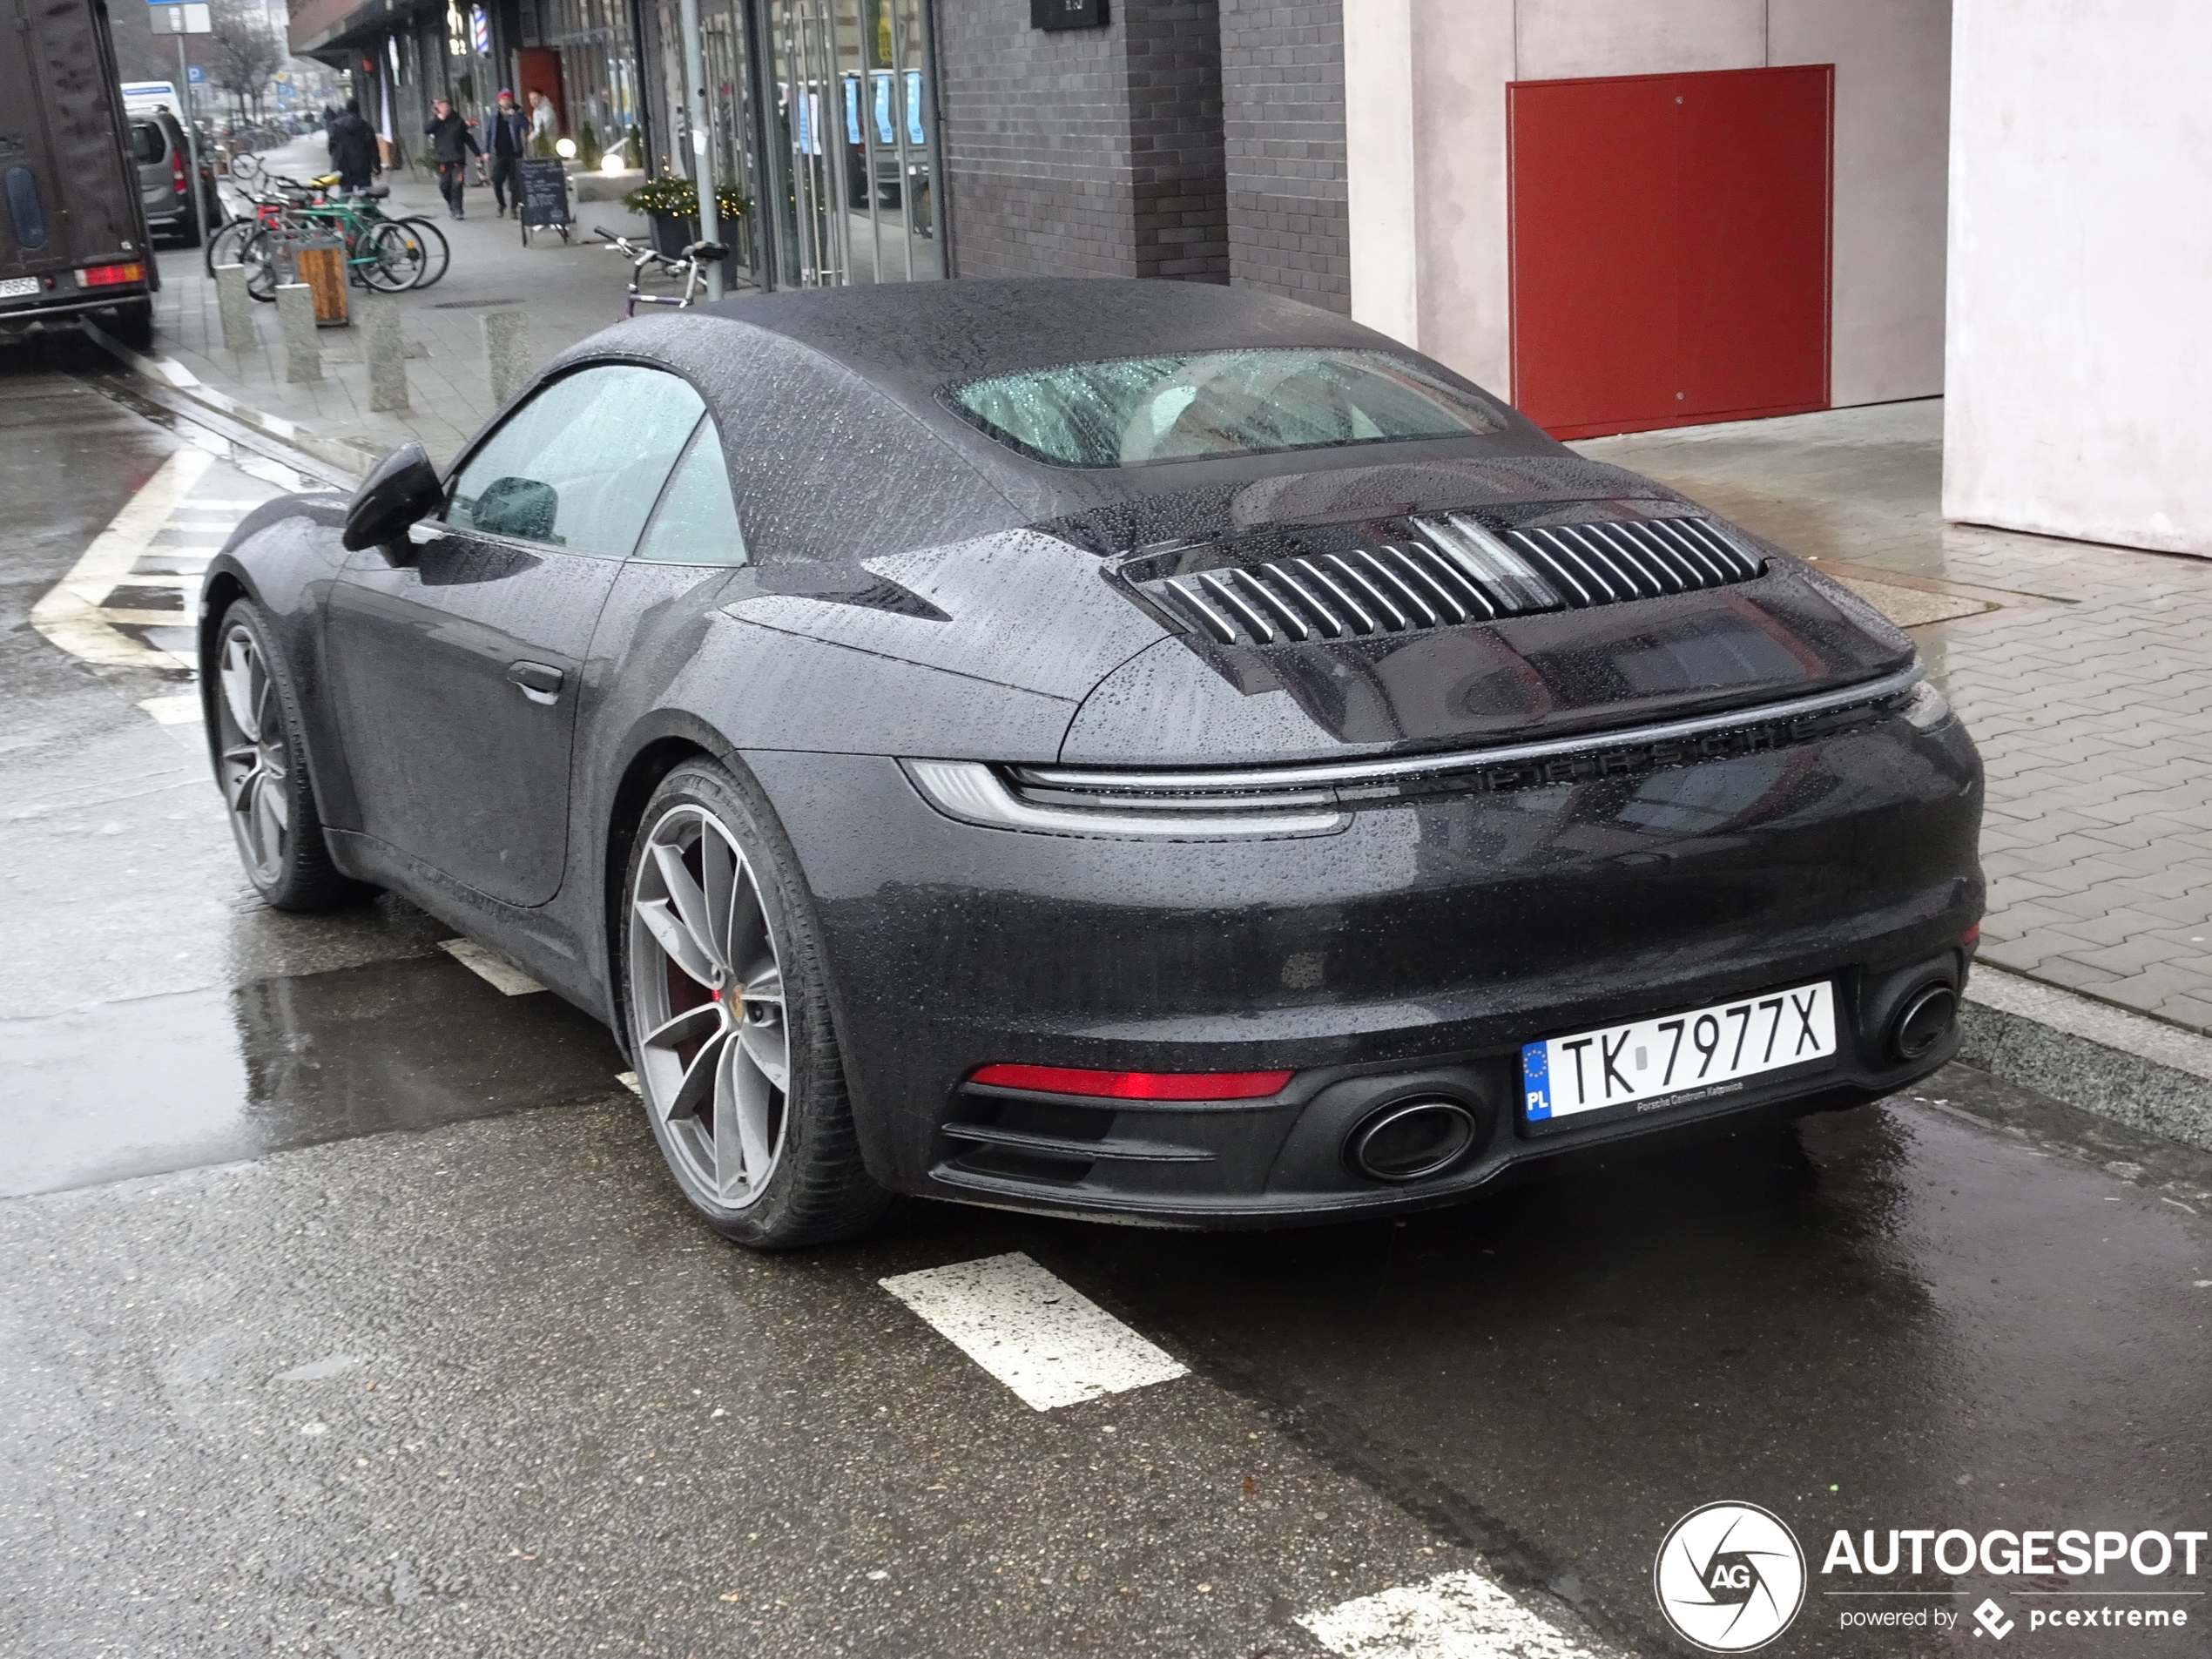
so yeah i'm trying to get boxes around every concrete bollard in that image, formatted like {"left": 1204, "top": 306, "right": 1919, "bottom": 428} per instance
{"left": 213, "top": 263, "right": 254, "bottom": 354}
{"left": 361, "top": 297, "right": 408, "bottom": 413}
{"left": 480, "top": 308, "right": 530, "bottom": 408}
{"left": 276, "top": 284, "right": 320, "bottom": 383}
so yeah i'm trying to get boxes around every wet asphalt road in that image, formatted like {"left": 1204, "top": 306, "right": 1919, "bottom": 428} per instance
{"left": 2, "top": 345, "right": 2209, "bottom": 1658}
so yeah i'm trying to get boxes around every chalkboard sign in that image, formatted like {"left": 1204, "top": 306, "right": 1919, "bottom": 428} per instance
{"left": 518, "top": 158, "right": 571, "bottom": 246}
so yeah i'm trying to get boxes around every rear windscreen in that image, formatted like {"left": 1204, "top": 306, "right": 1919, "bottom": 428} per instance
{"left": 944, "top": 348, "right": 1506, "bottom": 469}
{"left": 130, "top": 123, "right": 165, "bottom": 165}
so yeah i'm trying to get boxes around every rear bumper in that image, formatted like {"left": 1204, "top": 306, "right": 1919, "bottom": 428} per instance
{"left": 746, "top": 707, "right": 1983, "bottom": 1226}
{"left": 0, "top": 291, "right": 150, "bottom": 340}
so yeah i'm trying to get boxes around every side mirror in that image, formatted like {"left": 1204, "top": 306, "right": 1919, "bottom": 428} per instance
{"left": 341, "top": 441, "right": 444, "bottom": 556}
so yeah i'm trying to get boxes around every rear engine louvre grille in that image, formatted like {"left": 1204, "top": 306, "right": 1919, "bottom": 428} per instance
{"left": 1143, "top": 515, "right": 1764, "bottom": 647}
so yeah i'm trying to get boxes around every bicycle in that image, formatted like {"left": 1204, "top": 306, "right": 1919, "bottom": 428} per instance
{"left": 238, "top": 195, "right": 423, "bottom": 300}
{"left": 205, "top": 172, "right": 315, "bottom": 276}
{"left": 221, "top": 175, "right": 449, "bottom": 297}
{"left": 596, "top": 226, "right": 729, "bottom": 316}
{"left": 294, "top": 174, "right": 450, "bottom": 289}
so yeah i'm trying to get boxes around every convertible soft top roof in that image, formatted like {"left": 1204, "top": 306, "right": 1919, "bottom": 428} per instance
{"left": 693, "top": 278, "right": 1403, "bottom": 410}
{"left": 548, "top": 277, "right": 1573, "bottom": 543}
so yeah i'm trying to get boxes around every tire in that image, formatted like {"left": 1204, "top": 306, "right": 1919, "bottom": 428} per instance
{"left": 240, "top": 226, "right": 280, "bottom": 302}
{"left": 619, "top": 759, "right": 892, "bottom": 1249}
{"left": 398, "top": 216, "right": 448, "bottom": 287}
{"left": 111, "top": 299, "right": 154, "bottom": 351}
{"left": 205, "top": 216, "right": 255, "bottom": 276}
{"left": 361, "top": 221, "right": 427, "bottom": 291}
{"left": 211, "top": 599, "right": 370, "bottom": 912}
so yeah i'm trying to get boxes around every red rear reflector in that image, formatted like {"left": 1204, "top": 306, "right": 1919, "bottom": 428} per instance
{"left": 79, "top": 262, "right": 145, "bottom": 287}
{"left": 969, "top": 1063, "right": 1295, "bottom": 1101}
{"left": 1962, "top": 924, "right": 1980, "bottom": 946}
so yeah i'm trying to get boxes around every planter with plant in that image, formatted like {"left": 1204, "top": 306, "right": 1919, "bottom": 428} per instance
{"left": 621, "top": 177, "right": 753, "bottom": 265}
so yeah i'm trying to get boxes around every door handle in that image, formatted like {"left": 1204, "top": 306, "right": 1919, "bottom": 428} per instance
{"left": 506, "top": 661, "right": 564, "bottom": 705}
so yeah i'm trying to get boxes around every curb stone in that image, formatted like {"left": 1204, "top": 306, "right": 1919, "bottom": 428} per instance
{"left": 82, "top": 319, "right": 381, "bottom": 480}
{"left": 1960, "top": 964, "right": 2212, "bottom": 1155}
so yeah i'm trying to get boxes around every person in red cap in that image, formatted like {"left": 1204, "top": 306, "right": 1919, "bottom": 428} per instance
{"left": 487, "top": 88, "right": 530, "bottom": 218}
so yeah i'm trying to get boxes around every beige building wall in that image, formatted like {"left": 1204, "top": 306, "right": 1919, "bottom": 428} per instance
{"left": 1772, "top": 1, "right": 1950, "bottom": 407}
{"left": 1345, "top": 1, "right": 1950, "bottom": 411}
{"left": 1943, "top": 0, "right": 2212, "bottom": 556}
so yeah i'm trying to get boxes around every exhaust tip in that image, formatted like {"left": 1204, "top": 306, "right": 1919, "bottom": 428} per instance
{"left": 1890, "top": 982, "right": 1958, "bottom": 1062}
{"left": 1347, "top": 1097, "right": 1478, "bottom": 1183}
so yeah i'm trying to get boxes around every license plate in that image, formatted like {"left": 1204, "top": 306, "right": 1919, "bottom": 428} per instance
{"left": 0, "top": 277, "right": 38, "bottom": 300}
{"left": 1522, "top": 980, "right": 1837, "bottom": 1123}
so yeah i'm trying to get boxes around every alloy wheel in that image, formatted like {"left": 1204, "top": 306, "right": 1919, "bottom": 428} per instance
{"left": 628, "top": 803, "right": 790, "bottom": 1208}
{"left": 214, "top": 622, "right": 290, "bottom": 886}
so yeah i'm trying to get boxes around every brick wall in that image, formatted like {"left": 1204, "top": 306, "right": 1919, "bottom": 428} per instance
{"left": 1218, "top": 0, "right": 1347, "bottom": 311}
{"left": 934, "top": 0, "right": 1226, "bottom": 281}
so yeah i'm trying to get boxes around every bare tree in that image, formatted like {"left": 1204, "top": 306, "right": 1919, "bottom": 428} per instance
{"left": 206, "top": 0, "right": 285, "bottom": 125}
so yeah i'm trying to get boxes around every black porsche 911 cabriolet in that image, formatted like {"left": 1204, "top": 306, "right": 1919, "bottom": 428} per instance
{"left": 199, "top": 279, "right": 1981, "bottom": 1247}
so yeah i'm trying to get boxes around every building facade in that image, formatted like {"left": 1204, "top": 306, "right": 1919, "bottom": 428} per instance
{"left": 285, "top": 0, "right": 2209, "bottom": 557}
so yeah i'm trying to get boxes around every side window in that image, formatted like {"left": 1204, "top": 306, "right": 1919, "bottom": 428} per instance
{"left": 633, "top": 421, "right": 747, "bottom": 566}
{"left": 446, "top": 365, "right": 705, "bottom": 557}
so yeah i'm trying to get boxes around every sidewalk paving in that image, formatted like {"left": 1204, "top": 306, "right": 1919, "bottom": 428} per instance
{"left": 145, "top": 135, "right": 732, "bottom": 467}
{"left": 1583, "top": 401, "right": 2212, "bottom": 1037}
{"left": 118, "top": 213, "right": 2212, "bottom": 1049}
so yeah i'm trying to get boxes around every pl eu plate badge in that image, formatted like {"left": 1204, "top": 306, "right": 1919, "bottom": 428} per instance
{"left": 1522, "top": 1041, "right": 1554, "bottom": 1121}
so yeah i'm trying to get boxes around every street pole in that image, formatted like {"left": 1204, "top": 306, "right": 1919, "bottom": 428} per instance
{"left": 676, "top": 0, "right": 722, "bottom": 301}
{"left": 174, "top": 32, "right": 204, "bottom": 239}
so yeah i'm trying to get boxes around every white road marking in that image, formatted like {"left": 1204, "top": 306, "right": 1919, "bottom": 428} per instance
{"left": 437, "top": 937, "right": 546, "bottom": 995}
{"left": 30, "top": 447, "right": 214, "bottom": 670}
{"left": 879, "top": 1251, "right": 1189, "bottom": 1412}
{"left": 1298, "top": 1570, "right": 1602, "bottom": 1659}
{"left": 137, "top": 693, "right": 204, "bottom": 725}
{"left": 616, "top": 1071, "right": 642, "bottom": 1096}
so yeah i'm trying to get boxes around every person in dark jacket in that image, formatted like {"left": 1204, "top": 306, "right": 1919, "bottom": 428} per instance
{"left": 424, "top": 98, "right": 481, "bottom": 219}
{"left": 326, "top": 99, "right": 380, "bottom": 195}
{"left": 486, "top": 89, "right": 530, "bottom": 218}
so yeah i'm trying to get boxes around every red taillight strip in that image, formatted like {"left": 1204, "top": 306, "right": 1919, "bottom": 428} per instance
{"left": 1962, "top": 924, "right": 1980, "bottom": 946}
{"left": 968, "top": 1063, "right": 1294, "bottom": 1102}
{"left": 78, "top": 262, "right": 145, "bottom": 288}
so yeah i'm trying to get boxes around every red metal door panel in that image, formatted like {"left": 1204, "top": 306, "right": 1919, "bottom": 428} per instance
{"left": 1509, "top": 66, "right": 1832, "bottom": 440}
{"left": 1677, "top": 65, "right": 1831, "bottom": 419}
{"left": 1506, "top": 77, "right": 1681, "bottom": 435}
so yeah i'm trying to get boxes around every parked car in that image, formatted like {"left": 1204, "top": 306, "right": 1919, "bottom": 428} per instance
{"left": 130, "top": 109, "right": 220, "bottom": 246}
{"left": 198, "top": 280, "right": 1984, "bottom": 1248}
{"left": 0, "top": 0, "right": 156, "bottom": 347}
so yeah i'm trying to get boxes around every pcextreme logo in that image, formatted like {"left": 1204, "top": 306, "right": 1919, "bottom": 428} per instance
{"left": 1654, "top": 1501, "right": 1809, "bottom": 1652}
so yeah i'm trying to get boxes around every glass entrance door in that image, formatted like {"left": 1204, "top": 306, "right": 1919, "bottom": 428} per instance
{"left": 698, "top": 0, "right": 765, "bottom": 279}
{"left": 759, "top": 0, "right": 941, "bottom": 287}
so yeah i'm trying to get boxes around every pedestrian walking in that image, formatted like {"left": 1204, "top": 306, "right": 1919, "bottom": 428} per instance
{"left": 487, "top": 90, "right": 529, "bottom": 218}
{"left": 527, "top": 89, "right": 558, "bottom": 152}
{"left": 326, "top": 98, "right": 381, "bottom": 195}
{"left": 424, "top": 98, "right": 481, "bottom": 219}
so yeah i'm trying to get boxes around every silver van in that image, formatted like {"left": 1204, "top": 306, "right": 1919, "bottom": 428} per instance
{"left": 128, "top": 109, "right": 219, "bottom": 249}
